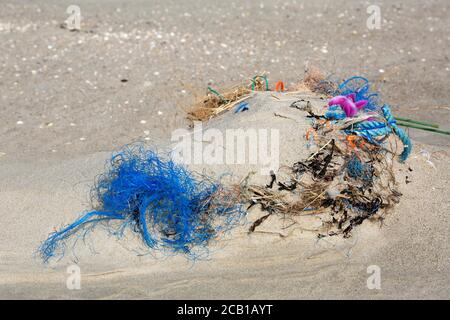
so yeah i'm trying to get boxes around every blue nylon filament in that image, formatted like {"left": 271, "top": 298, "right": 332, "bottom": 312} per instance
{"left": 39, "top": 144, "right": 244, "bottom": 262}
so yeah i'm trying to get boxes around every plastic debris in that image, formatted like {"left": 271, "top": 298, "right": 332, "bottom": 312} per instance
{"left": 39, "top": 144, "right": 244, "bottom": 262}
{"left": 234, "top": 102, "right": 249, "bottom": 113}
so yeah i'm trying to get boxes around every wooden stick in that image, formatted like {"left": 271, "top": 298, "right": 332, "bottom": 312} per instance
{"left": 307, "top": 139, "right": 333, "bottom": 161}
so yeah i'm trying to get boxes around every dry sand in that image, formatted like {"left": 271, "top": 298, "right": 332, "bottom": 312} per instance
{"left": 0, "top": 91, "right": 448, "bottom": 299}
{"left": 1, "top": 0, "right": 449, "bottom": 300}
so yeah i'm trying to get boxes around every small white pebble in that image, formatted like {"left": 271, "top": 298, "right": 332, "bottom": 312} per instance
{"left": 17, "top": 120, "right": 24, "bottom": 125}
{"left": 79, "top": 137, "right": 86, "bottom": 141}
{"left": 379, "top": 69, "right": 385, "bottom": 73}
{"left": 157, "top": 111, "right": 163, "bottom": 115}
{"left": 140, "top": 120, "right": 147, "bottom": 124}
{"left": 153, "top": 71, "right": 160, "bottom": 76}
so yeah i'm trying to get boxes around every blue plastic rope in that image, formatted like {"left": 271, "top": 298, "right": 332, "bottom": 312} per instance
{"left": 324, "top": 77, "right": 412, "bottom": 162}
{"left": 382, "top": 105, "right": 412, "bottom": 162}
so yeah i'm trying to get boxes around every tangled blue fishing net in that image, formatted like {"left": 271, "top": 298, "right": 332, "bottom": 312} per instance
{"left": 337, "top": 76, "right": 381, "bottom": 112}
{"left": 39, "top": 144, "right": 244, "bottom": 262}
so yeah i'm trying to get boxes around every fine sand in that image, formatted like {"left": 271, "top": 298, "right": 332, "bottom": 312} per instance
{"left": 0, "top": 91, "right": 448, "bottom": 299}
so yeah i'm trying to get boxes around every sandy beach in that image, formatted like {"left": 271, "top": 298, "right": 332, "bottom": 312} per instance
{"left": 0, "top": 0, "right": 449, "bottom": 299}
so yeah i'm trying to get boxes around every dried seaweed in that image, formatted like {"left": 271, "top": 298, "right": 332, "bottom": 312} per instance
{"left": 243, "top": 115, "right": 401, "bottom": 237}
{"left": 187, "top": 85, "right": 252, "bottom": 122}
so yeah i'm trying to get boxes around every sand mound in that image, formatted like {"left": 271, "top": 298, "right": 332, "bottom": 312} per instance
{"left": 0, "top": 90, "right": 449, "bottom": 299}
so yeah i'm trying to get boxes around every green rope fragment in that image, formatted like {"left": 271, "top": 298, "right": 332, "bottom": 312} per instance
{"left": 396, "top": 122, "right": 450, "bottom": 136}
{"left": 395, "top": 117, "right": 439, "bottom": 129}
{"left": 251, "top": 75, "right": 269, "bottom": 91}
{"left": 207, "top": 86, "right": 228, "bottom": 103}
